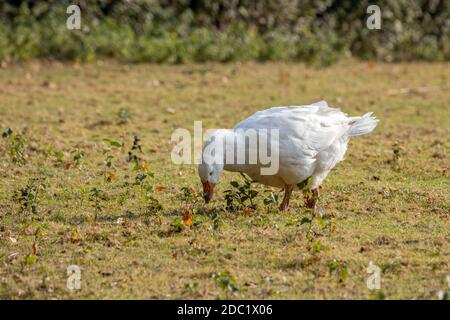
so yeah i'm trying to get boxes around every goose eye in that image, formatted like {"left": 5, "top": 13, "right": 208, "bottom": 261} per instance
{"left": 209, "top": 172, "right": 213, "bottom": 176}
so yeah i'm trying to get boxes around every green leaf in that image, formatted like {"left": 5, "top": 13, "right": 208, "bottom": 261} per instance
{"left": 230, "top": 181, "right": 239, "bottom": 188}
{"left": 135, "top": 173, "right": 147, "bottom": 183}
{"left": 25, "top": 254, "right": 37, "bottom": 265}
{"left": 300, "top": 217, "right": 312, "bottom": 225}
{"left": 2, "top": 127, "right": 13, "bottom": 138}
{"left": 369, "top": 291, "right": 386, "bottom": 300}
{"left": 249, "top": 190, "right": 258, "bottom": 198}
{"left": 104, "top": 139, "right": 122, "bottom": 148}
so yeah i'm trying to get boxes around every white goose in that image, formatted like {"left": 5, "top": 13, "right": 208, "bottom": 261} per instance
{"left": 198, "top": 101, "right": 378, "bottom": 212}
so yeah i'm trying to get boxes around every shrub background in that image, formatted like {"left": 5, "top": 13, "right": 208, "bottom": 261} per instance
{"left": 0, "top": 0, "right": 449, "bottom": 64}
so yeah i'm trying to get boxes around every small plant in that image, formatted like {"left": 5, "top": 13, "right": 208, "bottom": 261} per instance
{"left": 387, "top": 141, "right": 403, "bottom": 170}
{"left": 316, "top": 215, "right": 333, "bottom": 231}
{"left": 171, "top": 206, "right": 194, "bottom": 232}
{"left": 182, "top": 282, "right": 199, "bottom": 296}
{"left": 369, "top": 290, "right": 386, "bottom": 300}
{"left": 127, "top": 135, "right": 143, "bottom": 167}
{"left": 329, "top": 260, "right": 349, "bottom": 283}
{"left": 71, "top": 149, "right": 85, "bottom": 167}
{"left": 308, "top": 241, "right": 325, "bottom": 254}
{"left": 88, "top": 187, "right": 106, "bottom": 220}
{"left": 211, "top": 271, "right": 240, "bottom": 298}
{"left": 102, "top": 139, "right": 123, "bottom": 181}
{"left": 24, "top": 227, "right": 42, "bottom": 265}
{"left": 48, "top": 148, "right": 65, "bottom": 167}
{"left": 12, "top": 179, "right": 46, "bottom": 215}
{"left": 147, "top": 196, "right": 163, "bottom": 213}
{"left": 24, "top": 254, "right": 37, "bottom": 265}
{"left": 170, "top": 216, "right": 185, "bottom": 232}
{"left": 117, "top": 107, "right": 131, "bottom": 125}
{"left": 1, "top": 128, "right": 27, "bottom": 164}
{"left": 180, "top": 186, "right": 200, "bottom": 205}
{"left": 263, "top": 190, "right": 279, "bottom": 212}
{"left": 209, "top": 207, "right": 223, "bottom": 231}
{"left": 393, "top": 144, "right": 402, "bottom": 163}
{"left": 134, "top": 171, "right": 162, "bottom": 214}
{"left": 224, "top": 173, "right": 258, "bottom": 212}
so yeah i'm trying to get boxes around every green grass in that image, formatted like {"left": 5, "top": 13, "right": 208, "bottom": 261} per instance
{"left": 0, "top": 60, "right": 449, "bottom": 299}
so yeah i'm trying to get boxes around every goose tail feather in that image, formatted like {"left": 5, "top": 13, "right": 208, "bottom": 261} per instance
{"left": 348, "top": 112, "right": 379, "bottom": 137}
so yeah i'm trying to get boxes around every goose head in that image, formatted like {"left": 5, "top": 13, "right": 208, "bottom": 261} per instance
{"left": 198, "top": 129, "right": 230, "bottom": 203}
{"left": 198, "top": 161, "right": 223, "bottom": 203}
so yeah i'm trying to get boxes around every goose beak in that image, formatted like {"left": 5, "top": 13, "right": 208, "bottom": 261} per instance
{"left": 202, "top": 181, "right": 215, "bottom": 203}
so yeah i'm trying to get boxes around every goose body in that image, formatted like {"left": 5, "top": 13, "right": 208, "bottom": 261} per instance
{"left": 199, "top": 101, "right": 378, "bottom": 211}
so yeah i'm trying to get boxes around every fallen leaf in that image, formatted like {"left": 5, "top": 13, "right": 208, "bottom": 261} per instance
{"left": 106, "top": 173, "right": 117, "bottom": 182}
{"left": 64, "top": 162, "right": 74, "bottom": 170}
{"left": 182, "top": 206, "right": 193, "bottom": 227}
{"left": 32, "top": 242, "right": 37, "bottom": 255}
{"left": 139, "top": 163, "right": 149, "bottom": 171}
{"left": 70, "top": 229, "right": 81, "bottom": 243}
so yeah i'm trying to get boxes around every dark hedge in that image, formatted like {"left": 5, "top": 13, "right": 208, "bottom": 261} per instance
{"left": 0, "top": 0, "right": 448, "bottom": 64}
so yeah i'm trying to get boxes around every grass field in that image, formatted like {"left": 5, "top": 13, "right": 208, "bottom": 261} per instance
{"left": 0, "top": 60, "right": 449, "bottom": 299}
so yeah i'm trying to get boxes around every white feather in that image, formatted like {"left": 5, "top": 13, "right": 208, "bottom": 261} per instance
{"left": 221, "top": 101, "right": 378, "bottom": 189}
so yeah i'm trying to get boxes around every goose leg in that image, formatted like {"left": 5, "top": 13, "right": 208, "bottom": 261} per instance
{"left": 305, "top": 188, "right": 319, "bottom": 217}
{"left": 279, "top": 184, "right": 294, "bottom": 211}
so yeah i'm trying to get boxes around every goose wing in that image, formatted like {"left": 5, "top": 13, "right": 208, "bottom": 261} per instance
{"left": 234, "top": 101, "right": 351, "bottom": 165}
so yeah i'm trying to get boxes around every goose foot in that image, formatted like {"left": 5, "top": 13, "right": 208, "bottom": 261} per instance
{"left": 304, "top": 188, "right": 319, "bottom": 218}
{"left": 279, "top": 184, "right": 294, "bottom": 211}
